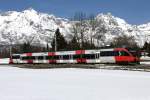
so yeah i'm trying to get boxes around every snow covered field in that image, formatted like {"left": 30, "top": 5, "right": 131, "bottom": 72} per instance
{"left": 0, "top": 65, "right": 150, "bottom": 100}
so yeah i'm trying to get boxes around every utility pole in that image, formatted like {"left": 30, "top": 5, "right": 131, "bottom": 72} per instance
{"left": 46, "top": 28, "right": 58, "bottom": 52}
{"left": 9, "top": 43, "right": 12, "bottom": 59}
{"left": 55, "top": 33, "right": 57, "bottom": 52}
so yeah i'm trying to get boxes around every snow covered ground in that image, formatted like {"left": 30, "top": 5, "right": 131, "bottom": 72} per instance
{"left": 0, "top": 65, "right": 150, "bottom": 100}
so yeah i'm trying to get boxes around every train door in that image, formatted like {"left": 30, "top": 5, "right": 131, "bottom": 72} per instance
{"left": 36, "top": 55, "right": 45, "bottom": 64}
{"left": 43, "top": 56, "right": 47, "bottom": 63}
{"left": 34, "top": 56, "right": 38, "bottom": 63}
{"left": 63, "top": 55, "right": 72, "bottom": 63}
{"left": 58, "top": 55, "right": 63, "bottom": 63}
{"left": 69, "top": 55, "right": 74, "bottom": 63}
{"left": 100, "top": 51, "right": 116, "bottom": 63}
{"left": 12, "top": 54, "right": 20, "bottom": 64}
{"left": 95, "top": 53, "right": 100, "bottom": 63}
{"left": 20, "top": 56, "right": 23, "bottom": 64}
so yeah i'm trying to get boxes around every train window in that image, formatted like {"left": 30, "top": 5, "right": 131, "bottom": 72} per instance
{"left": 100, "top": 51, "right": 119, "bottom": 56}
{"left": 100, "top": 51, "right": 109, "bottom": 56}
{"left": 73, "top": 55, "right": 81, "bottom": 59}
{"left": 12, "top": 55, "right": 20, "bottom": 59}
{"left": 113, "top": 51, "right": 119, "bottom": 56}
{"left": 46, "top": 55, "right": 61, "bottom": 60}
{"left": 22, "top": 57, "right": 26, "bottom": 60}
{"left": 73, "top": 54, "right": 95, "bottom": 59}
{"left": 83, "top": 54, "right": 95, "bottom": 59}
{"left": 53, "top": 55, "right": 59, "bottom": 60}
{"left": 63, "top": 55, "right": 70, "bottom": 60}
{"left": 90, "top": 54, "right": 95, "bottom": 59}
{"left": 46, "top": 55, "right": 60, "bottom": 60}
{"left": 31, "top": 56, "right": 36, "bottom": 60}
{"left": 46, "top": 56, "right": 53, "bottom": 60}
{"left": 100, "top": 52, "right": 104, "bottom": 56}
{"left": 22, "top": 57, "right": 25, "bottom": 60}
{"left": 22, "top": 56, "right": 36, "bottom": 60}
{"left": 37, "top": 56, "right": 44, "bottom": 60}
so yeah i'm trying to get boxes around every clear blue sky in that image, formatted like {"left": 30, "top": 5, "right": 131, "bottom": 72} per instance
{"left": 0, "top": 0, "right": 149, "bottom": 25}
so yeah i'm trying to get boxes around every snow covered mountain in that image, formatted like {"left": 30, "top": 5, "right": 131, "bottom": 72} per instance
{"left": 0, "top": 8, "right": 149, "bottom": 47}
{"left": 91, "top": 13, "right": 149, "bottom": 46}
{"left": 0, "top": 8, "right": 71, "bottom": 46}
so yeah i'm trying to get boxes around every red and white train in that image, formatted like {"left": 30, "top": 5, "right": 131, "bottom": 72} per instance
{"left": 10, "top": 48, "right": 140, "bottom": 64}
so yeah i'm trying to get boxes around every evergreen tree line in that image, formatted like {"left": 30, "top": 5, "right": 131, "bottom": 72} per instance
{"left": 51, "top": 28, "right": 95, "bottom": 51}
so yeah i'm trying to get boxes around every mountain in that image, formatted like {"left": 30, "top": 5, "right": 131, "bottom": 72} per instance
{"left": 0, "top": 8, "right": 71, "bottom": 46}
{"left": 0, "top": 8, "right": 149, "bottom": 47}
{"left": 92, "top": 13, "right": 149, "bottom": 46}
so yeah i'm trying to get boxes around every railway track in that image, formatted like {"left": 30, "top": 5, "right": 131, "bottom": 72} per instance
{"left": 94, "top": 64, "right": 150, "bottom": 72}
{"left": 12, "top": 63, "right": 150, "bottom": 72}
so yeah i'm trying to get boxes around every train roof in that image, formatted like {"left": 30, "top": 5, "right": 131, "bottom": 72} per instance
{"left": 13, "top": 48, "right": 130, "bottom": 57}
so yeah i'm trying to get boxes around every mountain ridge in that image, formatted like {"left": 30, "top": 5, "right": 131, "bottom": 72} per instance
{"left": 0, "top": 8, "right": 149, "bottom": 47}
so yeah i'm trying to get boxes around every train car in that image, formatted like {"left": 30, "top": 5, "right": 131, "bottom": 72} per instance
{"left": 10, "top": 48, "right": 140, "bottom": 64}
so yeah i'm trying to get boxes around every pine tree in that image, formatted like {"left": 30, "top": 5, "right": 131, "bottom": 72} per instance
{"left": 51, "top": 28, "right": 68, "bottom": 51}
{"left": 21, "top": 42, "right": 31, "bottom": 53}
{"left": 68, "top": 36, "right": 80, "bottom": 50}
{"left": 142, "top": 42, "right": 149, "bottom": 51}
{"left": 46, "top": 43, "right": 49, "bottom": 51}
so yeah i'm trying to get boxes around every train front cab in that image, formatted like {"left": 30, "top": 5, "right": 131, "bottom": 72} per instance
{"left": 114, "top": 48, "right": 140, "bottom": 65}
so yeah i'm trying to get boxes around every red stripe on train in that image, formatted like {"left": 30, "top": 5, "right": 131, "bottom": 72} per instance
{"left": 26, "top": 53, "right": 33, "bottom": 64}
{"left": 26, "top": 53, "right": 32, "bottom": 56}
{"left": 76, "top": 50, "right": 85, "bottom": 54}
{"left": 9, "top": 58, "right": 13, "bottom": 64}
{"left": 48, "top": 52, "right": 55, "bottom": 56}
{"left": 76, "top": 58, "right": 86, "bottom": 63}
{"left": 48, "top": 52, "right": 56, "bottom": 64}
{"left": 76, "top": 50, "right": 86, "bottom": 63}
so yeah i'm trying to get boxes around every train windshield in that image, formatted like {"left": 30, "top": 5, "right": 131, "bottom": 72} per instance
{"left": 125, "top": 48, "right": 141, "bottom": 57}
{"left": 119, "top": 51, "right": 129, "bottom": 56}
{"left": 129, "top": 51, "right": 141, "bottom": 57}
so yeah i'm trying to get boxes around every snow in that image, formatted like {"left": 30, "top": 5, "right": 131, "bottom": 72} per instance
{"left": 0, "top": 8, "right": 71, "bottom": 46}
{"left": 0, "top": 9, "right": 150, "bottom": 46}
{"left": 0, "top": 65, "right": 150, "bottom": 100}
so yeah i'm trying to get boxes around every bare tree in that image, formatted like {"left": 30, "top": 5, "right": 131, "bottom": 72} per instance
{"left": 23, "top": 34, "right": 35, "bottom": 44}
{"left": 93, "top": 21, "right": 107, "bottom": 47}
{"left": 88, "top": 14, "right": 99, "bottom": 46}
{"left": 112, "top": 35, "right": 138, "bottom": 48}
{"left": 71, "top": 12, "right": 88, "bottom": 49}
{"left": 70, "top": 22, "right": 80, "bottom": 43}
{"left": 1, "top": 31, "right": 20, "bottom": 56}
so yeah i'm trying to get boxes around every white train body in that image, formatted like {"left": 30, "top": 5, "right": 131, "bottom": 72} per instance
{"left": 10, "top": 48, "right": 140, "bottom": 64}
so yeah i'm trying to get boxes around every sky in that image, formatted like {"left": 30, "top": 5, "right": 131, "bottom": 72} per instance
{"left": 0, "top": 0, "right": 150, "bottom": 25}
